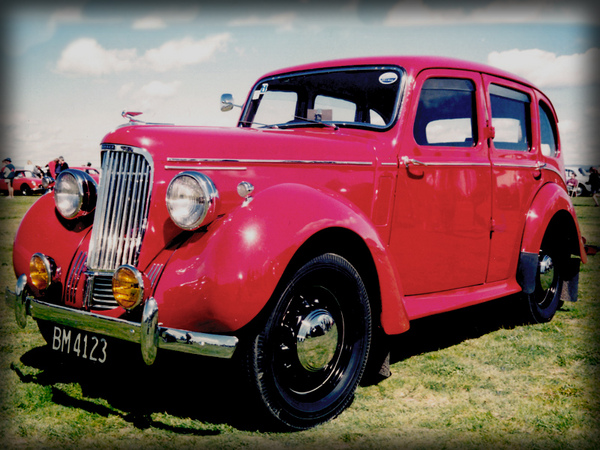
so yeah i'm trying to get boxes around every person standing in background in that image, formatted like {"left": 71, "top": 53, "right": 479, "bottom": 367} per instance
{"left": 2, "top": 157, "right": 15, "bottom": 198}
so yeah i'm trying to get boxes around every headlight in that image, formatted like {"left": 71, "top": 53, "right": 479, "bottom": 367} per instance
{"left": 54, "top": 169, "right": 98, "bottom": 219}
{"left": 30, "top": 253, "right": 57, "bottom": 291}
{"left": 166, "top": 172, "right": 219, "bottom": 230}
{"left": 112, "top": 265, "right": 145, "bottom": 310}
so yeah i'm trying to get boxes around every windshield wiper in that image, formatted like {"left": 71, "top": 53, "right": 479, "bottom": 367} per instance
{"left": 293, "top": 116, "right": 339, "bottom": 130}
{"left": 238, "top": 120, "right": 279, "bottom": 129}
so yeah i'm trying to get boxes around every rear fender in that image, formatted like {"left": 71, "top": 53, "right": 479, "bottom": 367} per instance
{"left": 153, "top": 183, "right": 409, "bottom": 335}
{"left": 520, "top": 182, "right": 586, "bottom": 258}
{"left": 518, "top": 182, "right": 586, "bottom": 297}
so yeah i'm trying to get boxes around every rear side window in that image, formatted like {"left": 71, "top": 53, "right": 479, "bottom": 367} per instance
{"left": 413, "top": 78, "right": 477, "bottom": 147}
{"left": 490, "top": 84, "right": 531, "bottom": 151}
{"left": 539, "top": 102, "right": 558, "bottom": 157}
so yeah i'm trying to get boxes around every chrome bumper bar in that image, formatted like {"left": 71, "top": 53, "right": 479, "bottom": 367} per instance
{"left": 5, "top": 274, "right": 238, "bottom": 364}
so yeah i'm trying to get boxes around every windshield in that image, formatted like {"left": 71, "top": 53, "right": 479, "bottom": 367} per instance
{"left": 240, "top": 66, "right": 404, "bottom": 130}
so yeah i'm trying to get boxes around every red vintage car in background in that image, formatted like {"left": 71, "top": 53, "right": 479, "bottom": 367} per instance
{"left": 70, "top": 166, "right": 101, "bottom": 184}
{"left": 0, "top": 169, "right": 46, "bottom": 195}
{"left": 6, "top": 56, "right": 586, "bottom": 429}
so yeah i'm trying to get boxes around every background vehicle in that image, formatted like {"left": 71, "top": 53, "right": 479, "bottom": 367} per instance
{"left": 6, "top": 56, "right": 586, "bottom": 430}
{"left": 70, "top": 166, "right": 101, "bottom": 184}
{"left": 566, "top": 165, "right": 597, "bottom": 196}
{"left": 0, "top": 169, "right": 46, "bottom": 195}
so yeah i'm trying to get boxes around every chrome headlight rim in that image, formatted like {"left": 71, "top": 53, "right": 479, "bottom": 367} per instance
{"left": 54, "top": 169, "right": 98, "bottom": 219}
{"left": 166, "top": 171, "right": 219, "bottom": 231}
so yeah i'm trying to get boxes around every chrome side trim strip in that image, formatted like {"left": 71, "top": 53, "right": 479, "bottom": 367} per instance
{"left": 164, "top": 165, "right": 247, "bottom": 171}
{"left": 167, "top": 157, "right": 372, "bottom": 167}
{"left": 492, "top": 163, "right": 564, "bottom": 179}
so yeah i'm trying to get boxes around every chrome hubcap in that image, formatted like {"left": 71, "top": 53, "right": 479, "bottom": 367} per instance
{"left": 539, "top": 254, "right": 555, "bottom": 292}
{"left": 296, "top": 309, "right": 338, "bottom": 372}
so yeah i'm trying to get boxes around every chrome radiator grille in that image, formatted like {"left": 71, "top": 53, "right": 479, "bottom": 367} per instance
{"left": 87, "top": 146, "right": 153, "bottom": 272}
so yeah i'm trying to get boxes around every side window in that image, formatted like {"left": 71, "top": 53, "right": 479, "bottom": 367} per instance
{"left": 539, "top": 102, "right": 558, "bottom": 157}
{"left": 490, "top": 84, "right": 531, "bottom": 151}
{"left": 413, "top": 78, "right": 477, "bottom": 147}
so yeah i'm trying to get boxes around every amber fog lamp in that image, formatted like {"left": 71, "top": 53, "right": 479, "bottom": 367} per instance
{"left": 29, "top": 253, "right": 56, "bottom": 291}
{"left": 112, "top": 265, "right": 144, "bottom": 310}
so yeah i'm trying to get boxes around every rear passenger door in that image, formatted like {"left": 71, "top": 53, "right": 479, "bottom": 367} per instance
{"left": 482, "top": 75, "right": 544, "bottom": 283}
{"left": 391, "top": 69, "right": 492, "bottom": 295}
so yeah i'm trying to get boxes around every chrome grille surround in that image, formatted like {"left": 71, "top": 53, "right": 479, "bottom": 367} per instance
{"left": 85, "top": 145, "right": 153, "bottom": 310}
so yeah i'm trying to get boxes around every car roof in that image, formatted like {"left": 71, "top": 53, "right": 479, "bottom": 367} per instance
{"left": 258, "top": 55, "right": 538, "bottom": 91}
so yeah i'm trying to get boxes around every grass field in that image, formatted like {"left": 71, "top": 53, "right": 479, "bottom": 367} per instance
{"left": 0, "top": 195, "right": 598, "bottom": 449}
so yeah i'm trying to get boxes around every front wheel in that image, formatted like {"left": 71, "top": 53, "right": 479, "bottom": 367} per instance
{"left": 243, "top": 253, "right": 372, "bottom": 430}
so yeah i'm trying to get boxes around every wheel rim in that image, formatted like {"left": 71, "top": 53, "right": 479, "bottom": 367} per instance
{"left": 270, "top": 281, "right": 365, "bottom": 409}
{"left": 536, "top": 252, "right": 558, "bottom": 308}
{"left": 296, "top": 308, "right": 338, "bottom": 372}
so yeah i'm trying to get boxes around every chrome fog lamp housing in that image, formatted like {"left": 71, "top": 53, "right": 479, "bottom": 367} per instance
{"left": 30, "top": 253, "right": 58, "bottom": 291}
{"left": 54, "top": 169, "right": 98, "bottom": 219}
{"left": 166, "top": 171, "right": 219, "bottom": 230}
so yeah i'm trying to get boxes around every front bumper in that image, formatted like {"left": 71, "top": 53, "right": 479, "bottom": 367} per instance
{"left": 5, "top": 274, "right": 238, "bottom": 364}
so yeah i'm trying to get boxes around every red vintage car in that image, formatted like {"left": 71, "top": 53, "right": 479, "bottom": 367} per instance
{"left": 0, "top": 169, "right": 46, "bottom": 195}
{"left": 70, "top": 166, "right": 101, "bottom": 184}
{"left": 6, "top": 56, "right": 586, "bottom": 429}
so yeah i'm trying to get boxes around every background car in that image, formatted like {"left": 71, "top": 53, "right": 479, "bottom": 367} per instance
{"left": 70, "top": 166, "right": 101, "bottom": 184}
{"left": 566, "top": 165, "right": 597, "bottom": 197}
{"left": 0, "top": 169, "right": 46, "bottom": 195}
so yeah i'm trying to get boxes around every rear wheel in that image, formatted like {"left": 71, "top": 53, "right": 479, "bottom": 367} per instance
{"left": 524, "top": 240, "right": 563, "bottom": 323}
{"left": 243, "top": 253, "right": 372, "bottom": 430}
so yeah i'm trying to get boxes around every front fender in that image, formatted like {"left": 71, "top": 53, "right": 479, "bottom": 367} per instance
{"left": 153, "top": 183, "right": 410, "bottom": 335}
{"left": 13, "top": 193, "right": 93, "bottom": 294}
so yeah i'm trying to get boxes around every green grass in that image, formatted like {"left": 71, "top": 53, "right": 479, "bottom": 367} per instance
{"left": 1, "top": 195, "right": 599, "bottom": 449}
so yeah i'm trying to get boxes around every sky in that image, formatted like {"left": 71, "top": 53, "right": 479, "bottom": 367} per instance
{"left": 1, "top": 0, "right": 599, "bottom": 170}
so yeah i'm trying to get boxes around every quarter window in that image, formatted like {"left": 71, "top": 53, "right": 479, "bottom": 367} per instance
{"left": 490, "top": 84, "right": 531, "bottom": 151}
{"left": 413, "top": 78, "right": 477, "bottom": 147}
{"left": 539, "top": 102, "right": 558, "bottom": 157}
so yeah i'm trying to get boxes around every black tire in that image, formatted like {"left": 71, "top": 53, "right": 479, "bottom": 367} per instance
{"left": 243, "top": 253, "right": 372, "bottom": 430}
{"left": 524, "top": 240, "right": 563, "bottom": 323}
{"left": 20, "top": 184, "right": 32, "bottom": 196}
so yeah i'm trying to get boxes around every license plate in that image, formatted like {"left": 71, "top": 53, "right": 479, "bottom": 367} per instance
{"left": 50, "top": 326, "right": 108, "bottom": 363}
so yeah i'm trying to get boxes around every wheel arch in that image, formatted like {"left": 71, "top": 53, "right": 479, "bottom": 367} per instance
{"left": 517, "top": 183, "right": 585, "bottom": 299}
{"left": 520, "top": 183, "right": 586, "bottom": 260}
{"left": 280, "top": 228, "right": 383, "bottom": 322}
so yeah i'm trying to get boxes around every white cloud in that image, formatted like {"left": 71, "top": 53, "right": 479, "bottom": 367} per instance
{"left": 384, "top": 0, "right": 594, "bottom": 26}
{"left": 487, "top": 48, "right": 600, "bottom": 87}
{"left": 228, "top": 12, "right": 297, "bottom": 31}
{"left": 132, "top": 16, "right": 167, "bottom": 30}
{"left": 56, "top": 38, "right": 137, "bottom": 75}
{"left": 132, "top": 7, "right": 200, "bottom": 30}
{"left": 141, "top": 34, "right": 231, "bottom": 72}
{"left": 140, "top": 80, "right": 181, "bottom": 98}
{"left": 120, "top": 81, "right": 182, "bottom": 112}
{"left": 55, "top": 34, "right": 231, "bottom": 76}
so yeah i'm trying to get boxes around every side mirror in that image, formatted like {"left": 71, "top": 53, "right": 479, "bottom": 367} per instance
{"left": 220, "top": 93, "right": 235, "bottom": 112}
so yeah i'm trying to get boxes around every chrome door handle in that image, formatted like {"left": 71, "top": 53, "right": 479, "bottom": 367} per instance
{"left": 401, "top": 156, "right": 428, "bottom": 167}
